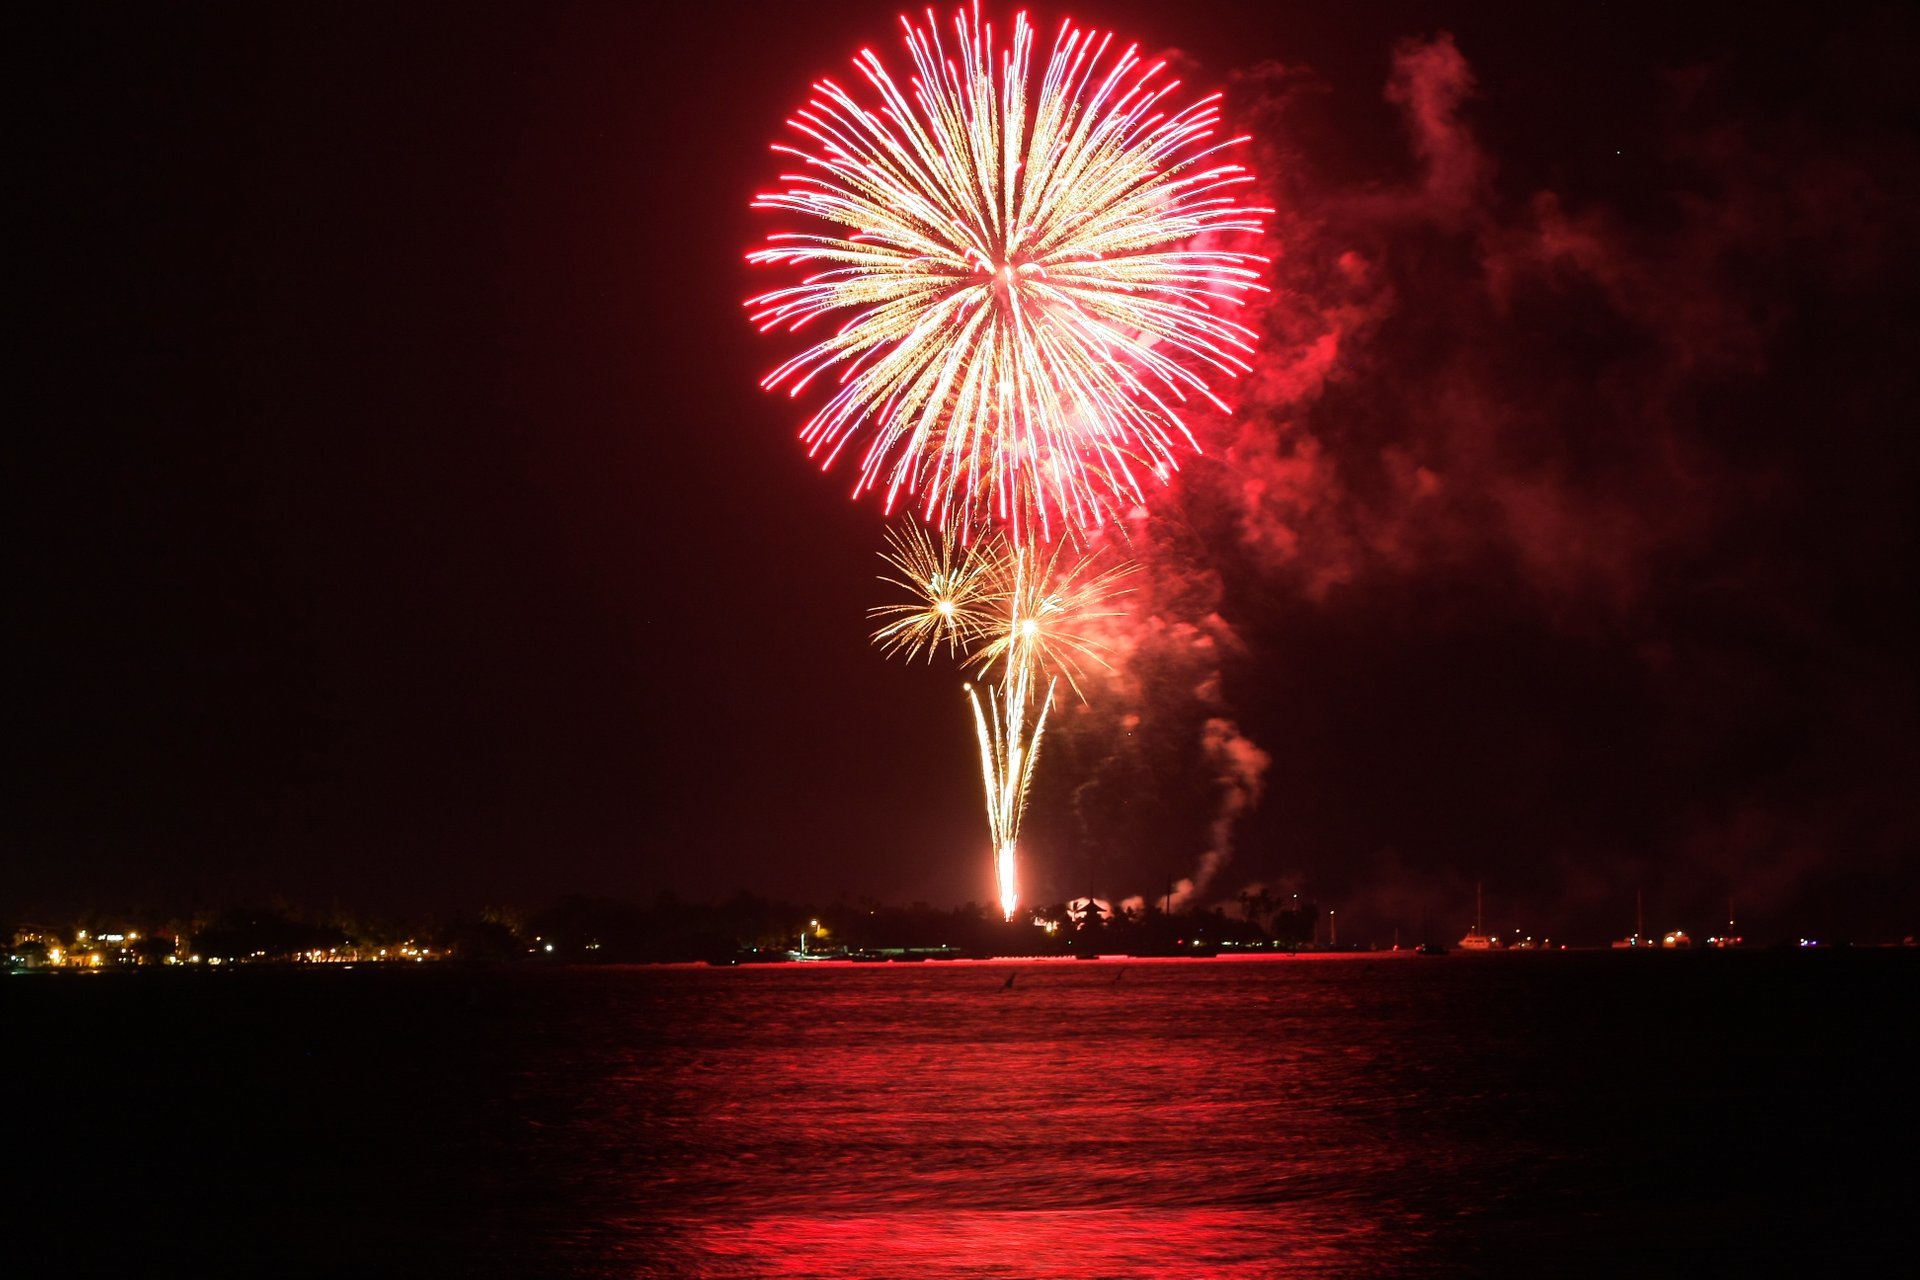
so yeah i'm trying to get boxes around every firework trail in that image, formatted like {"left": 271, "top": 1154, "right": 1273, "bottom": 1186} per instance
{"left": 749, "top": 4, "right": 1269, "bottom": 543}
{"left": 968, "top": 673, "right": 1053, "bottom": 923}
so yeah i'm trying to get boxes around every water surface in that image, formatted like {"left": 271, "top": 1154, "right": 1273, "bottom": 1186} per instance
{"left": 13, "top": 951, "right": 1913, "bottom": 1276}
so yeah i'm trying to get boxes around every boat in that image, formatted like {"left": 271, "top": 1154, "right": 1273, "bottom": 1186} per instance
{"left": 1612, "top": 890, "right": 1653, "bottom": 948}
{"left": 1457, "top": 884, "right": 1501, "bottom": 951}
{"left": 786, "top": 920, "right": 837, "bottom": 961}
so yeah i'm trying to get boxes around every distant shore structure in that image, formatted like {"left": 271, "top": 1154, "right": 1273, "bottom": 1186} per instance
{"left": 1613, "top": 890, "right": 1653, "bottom": 948}
{"left": 1458, "top": 884, "right": 1500, "bottom": 951}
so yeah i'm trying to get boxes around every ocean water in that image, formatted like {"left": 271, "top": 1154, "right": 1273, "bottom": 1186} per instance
{"left": 10, "top": 951, "right": 1914, "bottom": 1277}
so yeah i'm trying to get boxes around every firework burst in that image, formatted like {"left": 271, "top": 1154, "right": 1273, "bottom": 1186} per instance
{"left": 749, "top": 4, "right": 1268, "bottom": 542}
{"left": 972, "top": 538, "right": 1134, "bottom": 702}
{"left": 868, "top": 523, "right": 1007, "bottom": 662}
{"left": 869, "top": 523, "right": 1130, "bottom": 691}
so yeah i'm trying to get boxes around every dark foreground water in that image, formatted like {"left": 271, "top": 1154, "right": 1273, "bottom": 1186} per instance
{"left": 9, "top": 951, "right": 1916, "bottom": 1277}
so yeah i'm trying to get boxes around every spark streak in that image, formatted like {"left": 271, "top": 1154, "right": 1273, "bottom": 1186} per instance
{"left": 968, "top": 672, "right": 1054, "bottom": 923}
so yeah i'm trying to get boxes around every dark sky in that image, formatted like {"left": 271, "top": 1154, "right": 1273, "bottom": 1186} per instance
{"left": 14, "top": 1, "right": 1918, "bottom": 943}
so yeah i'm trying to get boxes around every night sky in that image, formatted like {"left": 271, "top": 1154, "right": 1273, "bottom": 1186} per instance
{"left": 14, "top": 1, "right": 1918, "bottom": 943}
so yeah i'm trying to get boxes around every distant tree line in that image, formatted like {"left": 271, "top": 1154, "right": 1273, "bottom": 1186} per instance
{"left": 10, "top": 890, "right": 1332, "bottom": 966}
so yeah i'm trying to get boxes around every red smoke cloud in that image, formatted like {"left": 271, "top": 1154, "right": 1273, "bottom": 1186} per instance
{"left": 1051, "top": 17, "right": 1919, "bottom": 938}
{"left": 1201, "top": 27, "right": 1915, "bottom": 624}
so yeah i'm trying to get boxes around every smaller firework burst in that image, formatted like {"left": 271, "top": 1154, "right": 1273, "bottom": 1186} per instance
{"left": 971, "top": 540, "right": 1136, "bottom": 703}
{"left": 869, "top": 523, "right": 1008, "bottom": 662}
{"left": 870, "top": 523, "right": 1132, "bottom": 690}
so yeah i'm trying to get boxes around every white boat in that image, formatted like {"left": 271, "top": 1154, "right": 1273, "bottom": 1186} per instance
{"left": 1457, "top": 884, "right": 1501, "bottom": 950}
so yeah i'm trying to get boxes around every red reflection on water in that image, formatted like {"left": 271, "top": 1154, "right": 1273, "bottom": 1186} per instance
{"left": 689, "top": 1206, "right": 1373, "bottom": 1280}
{"left": 603, "top": 958, "right": 1444, "bottom": 1279}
